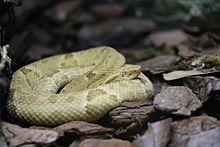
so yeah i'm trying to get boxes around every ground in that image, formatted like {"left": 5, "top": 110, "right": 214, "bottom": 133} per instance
{"left": 0, "top": 0, "right": 220, "bottom": 147}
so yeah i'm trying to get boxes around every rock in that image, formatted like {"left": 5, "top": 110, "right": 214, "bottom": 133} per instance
{"left": 29, "top": 25, "right": 52, "bottom": 45}
{"left": 109, "top": 101, "right": 156, "bottom": 126}
{"left": 169, "top": 128, "right": 220, "bottom": 147}
{"left": 154, "top": 86, "right": 202, "bottom": 116}
{"left": 149, "top": 30, "right": 188, "bottom": 47}
{"left": 177, "top": 45, "right": 200, "bottom": 58}
{"left": 153, "top": 83, "right": 170, "bottom": 95}
{"left": 118, "top": 48, "right": 156, "bottom": 63}
{"left": 138, "top": 55, "right": 181, "bottom": 74}
{"left": 53, "top": 121, "right": 113, "bottom": 137}
{"left": 18, "top": 144, "right": 38, "bottom": 147}
{"left": 109, "top": 100, "right": 162, "bottom": 137}
{"left": 44, "top": 0, "right": 83, "bottom": 22}
{"left": 26, "top": 44, "right": 58, "bottom": 62}
{"left": 3, "top": 0, "right": 22, "bottom": 5}
{"left": 187, "top": 32, "right": 220, "bottom": 51}
{"left": 14, "top": 0, "right": 52, "bottom": 17}
{"left": 14, "top": 0, "right": 56, "bottom": 30}
{"left": 68, "top": 10, "right": 96, "bottom": 25}
{"left": 170, "top": 116, "right": 220, "bottom": 144}
{"left": 1, "top": 121, "right": 58, "bottom": 147}
{"left": 184, "top": 76, "right": 220, "bottom": 101}
{"left": 69, "top": 140, "right": 80, "bottom": 147}
{"left": 78, "top": 139, "right": 131, "bottom": 147}
{"left": 78, "top": 18, "right": 155, "bottom": 46}
{"left": 0, "top": 132, "right": 8, "bottom": 147}
{"left": 132, "top": 118, "right": 172, "bottom": 147}
{"left": 90, "top": 3, "right": 126, "bottom": 18}
{"left": 202, "top": 48, "right": 220, "bottom": 55}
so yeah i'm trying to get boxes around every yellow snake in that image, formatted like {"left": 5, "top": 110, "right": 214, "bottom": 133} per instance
{"left": 6, "top": 47, "right": 154, "bottom": 126}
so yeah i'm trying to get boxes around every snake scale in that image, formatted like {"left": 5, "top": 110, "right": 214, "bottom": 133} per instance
{"left": 7, "top": 47, "right": 154, "bottom": 126}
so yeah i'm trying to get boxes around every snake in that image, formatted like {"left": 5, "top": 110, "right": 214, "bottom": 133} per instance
{"left": 6, "top": 46, "right": 154, "bottom": 126}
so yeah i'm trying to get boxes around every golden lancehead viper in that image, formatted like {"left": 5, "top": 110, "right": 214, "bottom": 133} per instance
{"left": 7, "top": 46, "right": 154, "bottom": 126}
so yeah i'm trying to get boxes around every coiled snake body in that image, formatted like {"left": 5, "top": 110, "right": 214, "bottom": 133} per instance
{"left": 7, "top": 47, "right": 154, "bottom": 126}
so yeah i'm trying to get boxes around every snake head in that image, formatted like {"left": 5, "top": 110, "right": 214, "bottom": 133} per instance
{"left": 119, "top": 64, "right": 141, "bottom": 79}
{"left": 105, "top": 64, "right": 141, "bottom": 83}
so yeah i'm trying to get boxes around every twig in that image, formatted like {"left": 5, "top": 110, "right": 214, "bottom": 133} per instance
{"left": 0, "top": 44, "right": 11, "bottom": 71}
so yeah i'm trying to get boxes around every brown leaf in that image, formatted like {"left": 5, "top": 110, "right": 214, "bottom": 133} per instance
{"left": 154, "top": 86, "right": 202, "bottom": 116}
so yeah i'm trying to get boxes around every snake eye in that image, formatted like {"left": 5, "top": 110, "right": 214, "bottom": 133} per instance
{"left": 120, "top": 72, "right": 126, "bottom": 77}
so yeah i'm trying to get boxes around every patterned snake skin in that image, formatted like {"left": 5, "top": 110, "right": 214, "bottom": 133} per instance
{"left": 7, "top": 47, "right": 154, "bottom": 126}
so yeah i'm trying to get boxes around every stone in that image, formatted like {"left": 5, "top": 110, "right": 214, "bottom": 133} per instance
{"left": 149, "top": 30, "right": 188, "bottom": 47}
{"left": 44, "top": 0, "right": 82, "bottom": 22}
{"left": 53, "top": 121, "right": 113, "bottom": 137}
{"left": 90, "top": 3, "right": 126, "bottom": 18}
{"left": 78, "top": 139, "right": 131, "bottom": 147}
{"left": 170, "top": 116, "right": 220, "bottom": 144}
{"left": 132, "top": 118, "right": 172, "bottom": 147}
{"left": 138, "top": 55, "right": 180, "bottom": 74}
{"left": 79, "top": 18, "right": 155, "bottom": 46}
{"left": 1, "top": 121, "right": 58, "bottom": 147}
{"left": 154, "top": 86, "right": 202, "bottom": 116}
{"left": 169, "top": 128, "right": 220, "bottom": 147}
